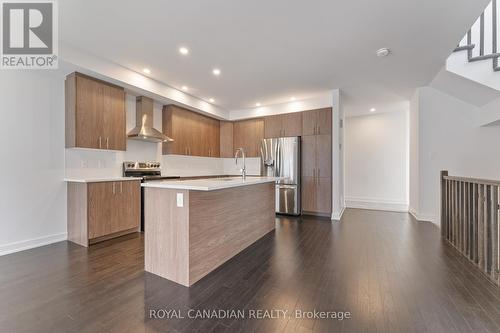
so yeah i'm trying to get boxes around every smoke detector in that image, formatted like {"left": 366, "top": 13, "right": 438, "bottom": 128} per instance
{"left": 376, "top": 48, "right": 391, "bottom": 57}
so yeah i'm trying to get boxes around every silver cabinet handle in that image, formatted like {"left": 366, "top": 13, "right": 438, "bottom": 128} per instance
{"left": 313, "top": 168, "right": 316, "bottom": 179}
{"left": 318, "top": 168, "right": 320, "bottom": 178}
{"left": 99, "top": 137, "right": 102, "bottom": 149}
{"left": 112, "top": 182, "right": 116, "bottom": 195}
{"left": 106, "top": 137, "right": 109, "bottom": 149}
{"left": 317, "top": 124, "right": 320, "bottom": 134}
{"left": 120, "top": 182, "right": 123, "bottom": 194}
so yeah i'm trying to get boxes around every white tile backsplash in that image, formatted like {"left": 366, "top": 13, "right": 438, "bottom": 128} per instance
{"left": 222, "top": 157, "right": 261, "bottom": 176}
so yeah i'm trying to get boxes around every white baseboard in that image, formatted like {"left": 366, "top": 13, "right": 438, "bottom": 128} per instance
{"left": 408, "top": 208, "right": 438, "bottom": 226}
{"left": 0, "top": 233, "right": 67, "bottom": 256}
{"left": 331, "top": 206, "right": 345, "bottom": 221}
{"left": 345, "top": 197, "right": 408, "bottom": 213}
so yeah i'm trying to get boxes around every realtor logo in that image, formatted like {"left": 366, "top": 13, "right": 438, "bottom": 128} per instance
{"left": 1, "top": 0, "right": 58, "bottom": 69}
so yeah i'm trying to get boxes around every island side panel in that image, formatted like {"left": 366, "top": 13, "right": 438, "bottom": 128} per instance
{"left": 188, "top": 182, "right": 275, "bottom": 285}
{"left": 144, "top": 187, "right": 190, "bottom": 286}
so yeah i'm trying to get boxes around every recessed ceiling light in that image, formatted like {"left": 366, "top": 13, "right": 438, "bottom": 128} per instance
{"left": 182, "top": 86, "right": 188, "bottom": 91}
{"left": 370, "top": 108, "right": 376, "bottom": 112}
{"left": 179, "top": 47, "right": 189, "bottom": 55}
{"left": 256, "top": 102, "right": 261, "bottom": 107}
{"left": 209, "top": 98, "right": 215, "bottom": 103}
{"left": 376, "top": 48, "right": 391, "bottom": 57}
{"left": 212, "top": 68, "right": 221, "bottom": 76}
{"left": 290, "top": 97, "right": 296, "bottom": 101}
{"left": 142, "top": 68, "right": 151, "bottom": 74}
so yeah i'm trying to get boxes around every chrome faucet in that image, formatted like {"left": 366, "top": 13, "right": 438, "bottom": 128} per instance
{"left": 234, "top": 147, "right": 247, "bottom": 180}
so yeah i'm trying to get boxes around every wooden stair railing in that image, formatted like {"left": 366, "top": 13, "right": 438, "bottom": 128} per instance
{"left": 454, "top": 0, "right": 500, "bottom": 72}
{"left": 441, "top": 170, "right": 500, "bottom": 286}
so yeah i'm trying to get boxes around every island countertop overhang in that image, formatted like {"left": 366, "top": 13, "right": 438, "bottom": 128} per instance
{"left": 141, "top": 176, "right": 278, "bottom": 191}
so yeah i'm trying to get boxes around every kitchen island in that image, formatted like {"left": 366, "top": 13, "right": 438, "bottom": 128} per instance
{"left": 142, "top": 177, "right": 276, "bottom": 287}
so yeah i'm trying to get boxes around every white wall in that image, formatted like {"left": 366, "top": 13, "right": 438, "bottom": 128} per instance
{"left": 332, "top": 90, "right": 345, "bottom": 220}
{"left": 409, "top": 92, "right": 420, "bottom": 216}
{"left": 345, "top": 108, "right": 409, "bottom": 212}
{"left": 0, "top": 71, "right": 67, "bottom": 255}
{"left": 410, "top": 86, "right": 500, "bottom": 225}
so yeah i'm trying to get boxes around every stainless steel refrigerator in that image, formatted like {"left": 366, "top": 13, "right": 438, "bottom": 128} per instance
{"left": 261, "top": 137, "right": 301, "bottom": 215}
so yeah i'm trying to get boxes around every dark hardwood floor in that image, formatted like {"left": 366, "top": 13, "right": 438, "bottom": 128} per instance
{"left": 1, "top": 209, "right": 500, "bottom": 333}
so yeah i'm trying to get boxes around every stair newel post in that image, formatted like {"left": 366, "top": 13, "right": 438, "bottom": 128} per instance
{"left": 441, "top": 170, "right": 449, "bottom": 238}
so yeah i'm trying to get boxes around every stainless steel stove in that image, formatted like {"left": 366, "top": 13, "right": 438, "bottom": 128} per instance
{"left": 123, "top": 161, "right": 180, "bottom": 231}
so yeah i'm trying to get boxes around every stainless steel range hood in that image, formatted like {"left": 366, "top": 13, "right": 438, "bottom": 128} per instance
{"left": 127, "top": 96, "right": 173, "bottom": 143}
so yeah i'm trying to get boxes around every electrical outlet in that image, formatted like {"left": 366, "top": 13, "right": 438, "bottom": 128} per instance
{"left": 176, "top": 193, "right": 184, "bottom": 207}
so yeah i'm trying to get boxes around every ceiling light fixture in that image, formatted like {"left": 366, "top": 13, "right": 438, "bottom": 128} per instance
{"left": 376, "top": 48, "right": 391, "bottom": 57}
{"left": 256, "top": 102, "right": 261, "bottom": 107}
{"left": 370, "top": 108, "right": 376, "bottom": 112}
{"left": 209, "top": 98, "right": 215, "bottom": 103}
{"left": 142, "top": 68, "right": 151, "bottom": 74}
{"left": 212, "top": 68, "right": 221, "bottom": 76}
{"left": 179, "top": 47, "right": 189, "bottom": 55}
{"left": 182, "top": 86, "right": 188, "bottom": 91}
{"left": 290, "top": 97, "right": 296, "bottom": 101}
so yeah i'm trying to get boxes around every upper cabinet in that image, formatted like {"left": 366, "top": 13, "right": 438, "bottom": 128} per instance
{"left": 264, "top": 112, "right": 302, "bottom": 138}
{"left": 65, "top": 72, "right": 126, "bottom": 151}
{"left": 302, "top": 108, "right": 332, "bottom": 136}
{"left": 162, "top": 105, "right": 220, "bottom": 157}
{"left": 233, "top": 118, "right": 264, "bottom": 157}
{"left": 220, "top": 121, "right": 234, "bottom": 158}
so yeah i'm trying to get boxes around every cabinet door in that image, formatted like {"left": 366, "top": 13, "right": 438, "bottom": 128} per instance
{"left": 301, "top": 177, "right": 316, "bottom": 212}
{"left": 88, "top": 182, "right": 113, "bottom": 239}
{"left": 208, "top": 117, "right": 220, "bottom": 157}
{"left": 190, "top": 112, "right": 205, "bottom": 157}
{"left": 282, "top": 112, "right": 302, "bottom": 137}
{"left": 233, "top": 118, "right": 264, "bottom": 157}
{"left": 113, "top": 181, "right": 140, "bottom": 233}
{"left": 102, "top": 84, "right": 126, "bottom": 151}
{"left": 163, "top": 106, "right": 187, "bottom": 155}
{"left": 264, "top": 115, "right": 283, "bottom": 138}
{"left": 316, "top": 134, "right": 331, "bottom": 179}
{"left": 220, "top": 121, "right": 234, "bottom": 158}
{"left": 316, "top": 108, "right": 332, "bottom": 135}
{"left": 315, "top": 177, "right": 332, "bottom": 214}
{"left": 75, "top": 75, "right": 104, "bottom": 149}
{"left": 301, "top": 135, "right": 316, "bottom": 177}
{"left": 301, "top": 110, "right": 318, "bottom": 136}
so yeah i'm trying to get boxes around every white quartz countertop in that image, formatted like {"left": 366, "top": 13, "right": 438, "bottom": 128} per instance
{"left": 141, "top": 176, "right": 278, "bottom": 191}
{"left": 64, "top": 177, "right": 142, "bottom": 183}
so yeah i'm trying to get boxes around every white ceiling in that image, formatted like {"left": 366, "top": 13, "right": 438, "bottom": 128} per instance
{"left": 59, "top": 0, "right": 489, "bottom": 112}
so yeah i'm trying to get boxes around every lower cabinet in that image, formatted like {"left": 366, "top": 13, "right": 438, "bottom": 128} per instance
{"left": 302, "top": 177, "right": 332, "bottom": 216}
{"left": 67, "top": 180, "right": 140, "bottom": 246}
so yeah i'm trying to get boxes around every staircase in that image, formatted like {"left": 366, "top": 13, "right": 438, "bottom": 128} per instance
{"left": 438, "top": 0, "right": 500, "bottom": 125}
{"left": 454, "top": 0, "right": 500, "bottom": 72}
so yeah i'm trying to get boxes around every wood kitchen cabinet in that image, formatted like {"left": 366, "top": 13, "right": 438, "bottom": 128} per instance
{"left": 162, "top": 105, "right": 220, "bottom": 157}
{"left": 302, "top": 108, "right": 332, "bottom": 135}
{"left": 233, "top": 118, "right": 264, "bottom": 157}
{"left": 220, "top": 121, "right": 234, "bottom": 157}
{"left": 301, "top": 108, "right": 332, "bottom": 216}
{"left": 301, "top": 135, "right": 332, "bottom": 178}
{"left": 302, "top": 177, "right": 331, "bottom": 215}
{"left": 67, "top": 180, "right": 141, "bottom": 247}
{"left": 65, "top": 72, "right": 126, "bottom": 151}
{"left": 264, "top": 112, "right": 302, "bottom": 138}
